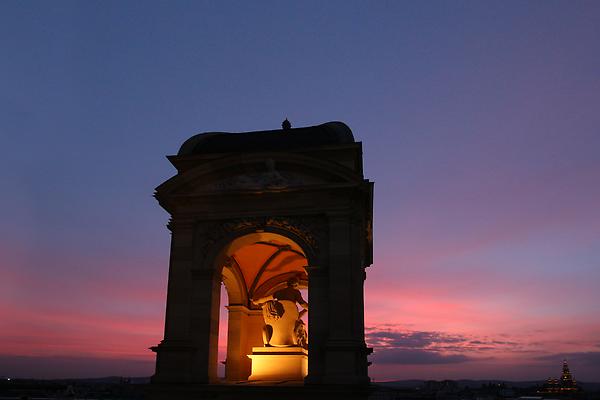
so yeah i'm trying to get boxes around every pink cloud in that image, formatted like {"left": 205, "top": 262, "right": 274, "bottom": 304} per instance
{"left": 365, "top": 324, "right": 600, "bottom": 381}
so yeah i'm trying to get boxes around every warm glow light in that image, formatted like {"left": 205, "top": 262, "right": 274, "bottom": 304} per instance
{"left": 247, "top": 347, "right": 308, "bottom": 381}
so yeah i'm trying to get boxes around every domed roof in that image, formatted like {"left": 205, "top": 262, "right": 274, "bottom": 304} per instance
{"left": 177, "top": 121, "right": 354, "bottom": 156}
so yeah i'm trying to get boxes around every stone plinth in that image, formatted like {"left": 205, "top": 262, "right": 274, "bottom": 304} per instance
{"left": 248, "top": 347, "right": 308, "bottom": 381}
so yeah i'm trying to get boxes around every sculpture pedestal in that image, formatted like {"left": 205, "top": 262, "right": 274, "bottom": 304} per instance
{"left": 247, "top": 347, "right": 308, "bottom": 381}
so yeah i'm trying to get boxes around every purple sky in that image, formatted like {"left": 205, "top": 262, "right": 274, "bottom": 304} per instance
{"left": 1, "top": 1, "right": 599, "bottom": 381}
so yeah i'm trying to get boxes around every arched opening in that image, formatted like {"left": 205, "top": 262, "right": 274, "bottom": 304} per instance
{"left": 215, "top": 231, "right": 309, "bottom": 382}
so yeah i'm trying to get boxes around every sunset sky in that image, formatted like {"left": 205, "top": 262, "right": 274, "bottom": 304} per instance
{"left": 1, "top": 1, "right": 599, "bottom": 381}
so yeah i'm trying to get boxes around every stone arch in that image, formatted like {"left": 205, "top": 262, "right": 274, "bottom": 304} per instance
{"left": 205, "top": 222, "right": 320, "bottom": 273}
{"left": 203, "top": 222, "right": 318, "bottom": 382}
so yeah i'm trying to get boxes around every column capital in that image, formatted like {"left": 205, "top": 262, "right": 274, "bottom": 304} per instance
{"left": 167, "top": 217, "right": 196, "bottom": 232}
{"left": 226, "top": 304, "right": 263, "bottom": 316}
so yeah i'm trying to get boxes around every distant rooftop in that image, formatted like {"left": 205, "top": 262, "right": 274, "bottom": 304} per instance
{"left": 177, "top": 121, "right": 355, "bottom": 156}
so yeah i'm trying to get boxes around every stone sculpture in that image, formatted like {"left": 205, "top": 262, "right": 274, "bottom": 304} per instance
{"left": 252, "top": 277, "right": 308, "bottom": 349}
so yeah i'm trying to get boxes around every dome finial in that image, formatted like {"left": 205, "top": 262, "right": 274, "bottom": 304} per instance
{"left": 282, "top": 118, "right": 291, "bottom": 130}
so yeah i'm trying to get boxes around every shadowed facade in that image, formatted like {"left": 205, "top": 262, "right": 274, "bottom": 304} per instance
{"left": 151, "top": 121, "right": 373, "bottom": 391}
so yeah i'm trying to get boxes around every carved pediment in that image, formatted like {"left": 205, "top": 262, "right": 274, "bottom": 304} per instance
{"left": 172, "top": 158, "right": 346, "bottom": 195}
{"left": 199, "top": 170, "right": 323, "bottom": 193}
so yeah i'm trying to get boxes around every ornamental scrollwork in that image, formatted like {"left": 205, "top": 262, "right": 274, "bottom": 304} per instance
{"left": 193, "top": 216, "right": 326, "bottom": 267}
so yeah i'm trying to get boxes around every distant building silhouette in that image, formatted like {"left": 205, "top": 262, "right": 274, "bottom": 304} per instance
{"left": 538, "top": 360, "right": 581, "bottom": 394}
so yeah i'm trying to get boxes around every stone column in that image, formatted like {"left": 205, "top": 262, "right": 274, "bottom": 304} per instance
{"left": 225, "top": 305, "right": 263, "bottom": 381}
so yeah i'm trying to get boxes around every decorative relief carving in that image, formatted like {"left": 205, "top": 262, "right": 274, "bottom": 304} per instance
{"left": 175, "top": 160, "right": 339, "bottom": 195}
{"left": 210, "top": 159, "right": 305, "bottom": 192}
{"left": 265, "top": 217, "right": 321, "bottom": 250}
{"left": 193, "top": 216, "right": 326, "bottom": 268}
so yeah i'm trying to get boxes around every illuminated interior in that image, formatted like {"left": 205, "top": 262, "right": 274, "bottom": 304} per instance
{"left": 217, "top": 232, "right": 309, "bottom": 381}
{"left": 220, "top": 232, "right": 308, "bottom": 303}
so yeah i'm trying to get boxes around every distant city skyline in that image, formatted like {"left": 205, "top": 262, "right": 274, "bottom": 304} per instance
{"left": 1, "top": 1, "right": 599, "bottom": 381}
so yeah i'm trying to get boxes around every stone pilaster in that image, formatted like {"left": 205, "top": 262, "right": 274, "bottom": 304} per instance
{"left": 188, "top": 268, "right": 220, "bottom": 383}
{"left": 322, "top": 215, "right": 370, "bottom": 385}
{"left": 304, "top": 264, "right": 329, "bottom": 385}
{"left": 152, "top": 220, "right": 196, "bottom": 383}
